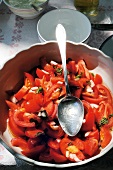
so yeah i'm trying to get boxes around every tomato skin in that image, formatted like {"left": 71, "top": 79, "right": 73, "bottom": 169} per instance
{"left": 71, "top": 137, "right": 84, "bottom": 151}
{"left": 67, "top": 60, "right": 77, "bottom": 74}
{"left": 14, "top": 86, "right": 28, "bottom": 100}
{"left": 82, "top": 96, "right": 106, "bottom": 104}
{"left": 100, "top": 126, "right": 112, "bottom": 148}
{"left": 24, "top": 99, "right": 41, "bottom": 113}
{"left": 27, "top": 138, "right": 41, "bottom": 148}
{"left": 72, "top": 87, "right": 82, "bottom": 98}
{"left": 22, "top": 144, "right": 46, "bottom": 158}
{"left": 47, "top": 126, "right": 64, "bottom": 138}
{"left": 69, "top": 78, "right": 89, "bottom": 88}
{"left": 24, "top": 72, "right": 35, "bottom": 88}
{"left": 85, "top": 129, "right": 100, "bottom": 141}
{"left": 77, "top": 60, "right": 90, "bottom": 79}
{"left": 8, "top": 114, "right": 25, "bottom": 137}
{"left": 11, "top": 137, "right": 28, "bottom": 149}
{"left": 50, "top": 148, "right": 67, "bottom": 163}
{"left": 13, "top": 110, "right": 36, "bottom": 128}
{"left": 48, "top": 103, "right": 58, "bottom": 120}
{"left": 48, "top": 139, "right": 60, "bottom": 150}
{"left": 25, "top": 128, "right": 44, "bottom": 138}
{"left": 44, "top": 84, "right": 61, "bottom": 103}
{"left": 60, "top": 138, "right": 85, "bottom": 162}
{"left": 36, "top": 68, "right": 50, "bottom": 81}
{"left": 94, "top": 74, "right": 103, "bottom": 85}
{"left": 50, "top": 77, "right": 64, "bottom": 84}
{"left": 84, "top": 138, "right": 99, "bottom": 156}
{"left": 97, "top": 84, "right": 113, "bottom": 105}
{"left": 39, "top": 148, "right": 53, "bottom": 162}
{"left": 43, "top": 101, "right": 54, "bottom": 117}
{"left": 81, "top": 107, "right": 95, "bottom": 131}
{"left": 6, "top": 100, "right": 18, "bottom": 110}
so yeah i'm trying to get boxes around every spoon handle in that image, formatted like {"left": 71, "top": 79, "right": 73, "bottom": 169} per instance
{"left": 56, "top": 24, "right": 70, "bottom": 96}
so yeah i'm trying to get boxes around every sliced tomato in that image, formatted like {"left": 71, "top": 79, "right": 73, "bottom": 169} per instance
{"left": 8, "top": 114, "right": 25, "bottom": 137}
{"left": 14, "top": 86, "right": 28, "bottom": 101}
{"left": 39, "top": 148, "right": 53, "bottom": 162}
{"left": 85, "top": 129, "right": 100, "bottom": 141}
{"left": 60, "top": 138, "right": 85, "bottom": 162}
{"left": 44, "top": 84, "right": 61, "bottom": 103}
{"left": 35, "top": 78, "right": 43, "bottom": 87}
{"left": 97, "top": 84, "right": 113, "bottom": 105}
{"left": 82, "top": 95, "right": 106, "bottom": 104}
{"left": 24, "top": 72, "right": 35, "bottom": 88}
{"left": 25, "top": 128, "right": 44, "bottom": 138}
{"left": 22, "top": 144, "right": 46, "bottom": 158}
{"left": 50, "top": 77, "right": 64, "bottom": 84}
{"left": 13, "top": 110, "right": 36, "bottom": 128}
{"left": 43, "top": 101, "right": 54, "bottom": 117}
{"left": 6, "top": 100, "right": 18, "bottom": 111}
{"left": 50, "top": 148, "right": 67, "bottom": 163}
{"left": 46, "top": 125, "right": 64, "bottom": 138}
{"left": 84, "top": 138, "right": 99, "bottom": 156}
{"left": 48, "top": 103, "right": 58, "bottom": 120}
{"left": 27, "top": 137, "right": 41, "bottom": 148}
{"left": 67, "top": 60, "right": 77, "bottom": 74}
{"left": 81, "top": 107, "right": 95, "bottom": 131}
{"left": 100, "top": 126, "right": 112, "bottom": 148}
{"left": 24, "top": 99, "right": 41, "bottom": 113}
{"left": 94, "top": 74, "right": 103, "bottom": 85}
{"left": 36, "top": 68, "right": 50, "bottom": 81}
{"left": 77, "top": 60, "right": 90, "bottom": 79}
{"left": 33, "top": 93, "right": 44, "bottom": 106}
{"left": 48, "top": 138, "right": 60, "bottom": 150}
{"left": 71, "top": 137, "right": 84, "bottom": 151}
{"left": 72, "top": 87, "right": 82, "bottom": 98}
{"left": 11, "top": 137, "right": 28, "bottom": 149}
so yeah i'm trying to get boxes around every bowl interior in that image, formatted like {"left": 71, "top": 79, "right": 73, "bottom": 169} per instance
{"left": 37, "top": 9, "right": 91, "bottom": 43}
{"left": 0, "top": 42, "right": 113, "bottom": 167}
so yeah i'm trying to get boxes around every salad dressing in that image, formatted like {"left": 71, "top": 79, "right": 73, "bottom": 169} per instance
{"left": 7, "top": 0, "right": 47, "bottom": 9}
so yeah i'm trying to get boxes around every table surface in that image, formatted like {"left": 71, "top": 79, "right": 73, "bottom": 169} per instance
{"left": 0, "top": 0, "right": 113, "bottom": 169}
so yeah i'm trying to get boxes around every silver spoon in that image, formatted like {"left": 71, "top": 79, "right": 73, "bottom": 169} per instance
{"left": 56, "top": 24, "right": 84, "bottom": 136}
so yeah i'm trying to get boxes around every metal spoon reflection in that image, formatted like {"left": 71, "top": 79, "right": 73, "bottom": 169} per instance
{"left": 56, "top": 24, "right": 84, "bottom": 136}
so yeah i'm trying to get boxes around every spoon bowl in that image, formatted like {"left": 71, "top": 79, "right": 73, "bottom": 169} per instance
{"left": 56, "top": 24, "right": 84, "bottom": 136}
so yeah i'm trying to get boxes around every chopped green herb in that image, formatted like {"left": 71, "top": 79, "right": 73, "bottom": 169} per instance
{"left": 56, "top": 68, "right": 63, "bottom": 74}
{"left": 99, "top": 117, "right": 108, "bottom": 127}
{"left": 68, "top": 142, "right": 73, "bottom": 146}
{"left": 91, "top": 72, "right": 94, "bottom": 77}
{"left": 109, "top": 114, "right": 113, "bottom": 118}
{"left": 36, "top": 87, "right": 43, "bottom": 93}
{"left": 86, "top": 80, "right": 91, "bottom": 85}
{"left": 76, "top": 73, "right": 82, "bottom": 79}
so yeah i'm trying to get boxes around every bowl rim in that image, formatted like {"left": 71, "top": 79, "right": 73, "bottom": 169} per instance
{"left": 37, "top": 8, "right": 91, "bottom": 43}
{"left": 0, "top": 41, "right": 113, "bottom": 168}
{"left": 0, "top": 40, "right": 110, "bottom": 70}
{"left": 3, "top": 0, "right": 49, "bottom": 11}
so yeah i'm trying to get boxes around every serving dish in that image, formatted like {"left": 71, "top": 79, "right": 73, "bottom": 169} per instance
{"left": 100, "top": 35, "right": 113, "bottom": 59}
{"left": 3, "top": 0, "right": 49, "bottom": 19}
{"left": 37, "top": 9, "right": 91, "bottom": 43}
{"left": 0, "top": 41, "right": 113, "bottom": 168}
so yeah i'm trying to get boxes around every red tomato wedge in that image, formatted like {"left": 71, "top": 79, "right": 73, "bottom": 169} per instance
{"left": 6, "top": 57, "right": 113, "bottom": 163}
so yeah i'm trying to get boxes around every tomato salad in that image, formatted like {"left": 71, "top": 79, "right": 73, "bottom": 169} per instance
{"left": 6, "top": 57, "right": 113, "bottom": 163}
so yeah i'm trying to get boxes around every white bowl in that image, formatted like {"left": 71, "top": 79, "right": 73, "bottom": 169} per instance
{"left": 0, "top": 42, "right": 113, "bottom": 168}
{"left": 3, "top": 0, "right": 49, "bottom": 19}
{"left": 37, "top": 9, "right": 91, "bottom": 43}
